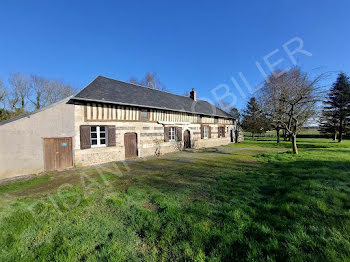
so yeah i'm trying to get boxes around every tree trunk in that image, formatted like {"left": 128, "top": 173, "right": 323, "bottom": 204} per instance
{"left": 276, "top": 128, "right": 280, "bottom": 143}
{"left": 283, "top": 130, "right": 288, "bottom": 141}
{"left": 333, "top": 131, "right": 337, "bottom": 141}
{"left": 291, "top": 134, "right": 298, "bottom": 154}
{"left": 36, "top": 93, "right": 41, "bottom": 110}
{"left": 338, "top": 120, "right": 343, "bottom": 143}
{"left": 21, "top": 97, "right": 25, "bottom": 109}
{"left": 251, "top": 133, "right": 254, "bottom": 140}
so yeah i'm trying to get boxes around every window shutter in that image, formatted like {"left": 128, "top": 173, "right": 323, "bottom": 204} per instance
{"left": 108, "top": 126, "right": 116, "bottom": 147}
{"left": 223, "top": 126, "right": 226, "bottom": 137}
{"left": 208, "top": 126, "right": 211, "bottom": 138}
{"left": 80, "top": 125, "right": 91, "bottom": 149}
{"left": 164, "top": 127, "right": 170, "bottom": 142}
{"left": 201, "top": 125, "right": 204, "bottom": 139}
{"left": 176, "top": 127, "right": 182, "bottom": 141}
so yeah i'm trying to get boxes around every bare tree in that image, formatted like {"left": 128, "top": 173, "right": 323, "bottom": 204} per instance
{"left": 8, "top": 73, "right": 30, "bottom": 110}
{"left": 29, "top": 75, "right": 48, "bottom": 110}
{"left": 259, "top": 70, "right": 289, "bottom": 143}
{"left": 215, "top": 100, "right": 234, "bottom": 113}
{"left": 260, "top": 67, "right": 323, "bottom": 154}
{"left": 129, "top": 72, "right": 166, "bottom": 90}
{"left": 129, "top": 77, "right": 138, "bottom": 85}
{"left": 44, "top": 79, "right": 75, "bottom": 104}
{"left": 0, "top": 79, "right": 6, "bottom": 109}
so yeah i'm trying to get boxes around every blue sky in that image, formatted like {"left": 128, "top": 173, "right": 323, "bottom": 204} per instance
{"left": 1, "top": 1, "right": 349, "bottom": 110}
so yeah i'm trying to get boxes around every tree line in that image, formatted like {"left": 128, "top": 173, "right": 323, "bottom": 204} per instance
{"left": 0, "top": 73, "right": 76, "bottom": 121}
{"left": 0, "top": 71, "right": 168, "bottom": 122}
{"left": 236, "top": 67, "right": 350, "bottom": 154}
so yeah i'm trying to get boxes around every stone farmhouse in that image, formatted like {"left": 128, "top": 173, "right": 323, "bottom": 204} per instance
{"left": 0, "top": 76, "right": 242, "bottom": 180}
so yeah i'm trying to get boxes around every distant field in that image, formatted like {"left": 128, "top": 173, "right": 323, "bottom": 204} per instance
{"left": 1, "top": 138, "right": 350, "bottom": 261}
{"left": 244, "top": 128, "right": 321, "bottom": 138}
{"left": 298, "top": 128, "right": 321, "bottom": 135}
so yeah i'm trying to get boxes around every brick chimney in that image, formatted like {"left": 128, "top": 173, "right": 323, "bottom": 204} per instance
{"left": 190, "top": 88, "right": 196, "bottom": 101}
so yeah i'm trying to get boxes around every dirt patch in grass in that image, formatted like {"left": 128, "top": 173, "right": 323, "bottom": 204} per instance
{"left": 4, "top": 145, "right": 252, "bottom": 197}
{"left": 142, "top": 201, "right": 159, "bottom": 211}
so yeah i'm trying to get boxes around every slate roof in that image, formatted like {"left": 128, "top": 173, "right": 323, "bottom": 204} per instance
{"left": 73, "top": 76, "right": 233, "bottom": 118}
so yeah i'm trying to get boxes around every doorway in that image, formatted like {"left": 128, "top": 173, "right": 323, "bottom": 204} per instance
{"left": 124, "top": 133, "right": 138, "bottom": 158}
{"left": 44, "top": 137, "right": 73, "bottom": 171}
{"left": 184, "top": 130, "right": 191, "bottom": 149}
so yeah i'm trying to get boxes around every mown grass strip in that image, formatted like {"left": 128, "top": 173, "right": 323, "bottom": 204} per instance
{"left": 0, "top": 173, "right": 51, "bottom": 195}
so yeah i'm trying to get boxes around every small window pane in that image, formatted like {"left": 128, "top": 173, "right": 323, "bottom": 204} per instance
{"left": 91, "top": 139, "right": 97, "bottom": 145}
{"left": 203, "top": 126, "right": 208, "bottom": 138}
{"left": 169, "top": 127, "right": 176, "bottom": 141}
{"left": 141, "top": 109, "right": 148, "bottom": 120}
{"left": 91, "top": 133, "right": 97, "bottom": 138}
{"left": 100, "top": 139, "right": 106, "bottom": 144}
{"left": 91, "top": 126, "right": 97, "bottom": 132}
{"left": 100, "top": 133, "right": 106, "bottom": 138}
{"left": 100, "top": 126, "right": 105, "bottom": 131}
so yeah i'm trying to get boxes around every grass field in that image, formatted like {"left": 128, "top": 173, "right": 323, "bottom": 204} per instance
{"left": 1, "top": 138, "right": 350, "bottom": 261}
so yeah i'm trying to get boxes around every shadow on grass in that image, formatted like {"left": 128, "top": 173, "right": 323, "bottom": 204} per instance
{"left": 119, "top": 153, "right": 350, "bottom": 261}
{"left": 2, "top": 142, "right": 350, "bottom": 261}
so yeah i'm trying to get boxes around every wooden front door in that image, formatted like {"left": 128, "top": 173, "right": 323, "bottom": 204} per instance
{"left": 44, "top": 137, "right": 73, "bottom": 171}
{"left": 184, "top": 130, "right": 191, "bottom": 148}
{"left": 124, "top": 133, "right": 138, "bottom": 158}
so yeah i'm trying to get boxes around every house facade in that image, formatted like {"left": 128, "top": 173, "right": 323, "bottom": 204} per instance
{"left": 0, "top": 76, "right": 242, "bottom": 180}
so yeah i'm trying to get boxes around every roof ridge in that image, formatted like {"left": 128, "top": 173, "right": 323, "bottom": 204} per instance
{"left": 98, "top": 75, "right": 199, "bottom": 101}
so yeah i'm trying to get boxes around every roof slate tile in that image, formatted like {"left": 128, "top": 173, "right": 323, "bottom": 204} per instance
{"left": 73, "top": 76, "right": 232, "bottom": 118}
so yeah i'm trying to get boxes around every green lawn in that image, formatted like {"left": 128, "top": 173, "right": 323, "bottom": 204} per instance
{"left": 1, "top": 139, "right": 350, "bottom": 261}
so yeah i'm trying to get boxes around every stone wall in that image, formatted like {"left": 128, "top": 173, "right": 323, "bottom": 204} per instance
{"left": 74, "top": 104, "right": 237, "bottom": 167}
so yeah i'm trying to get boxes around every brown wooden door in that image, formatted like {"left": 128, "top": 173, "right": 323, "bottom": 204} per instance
{"left": 44, "top": 137, "right": 73, "bottom": 171}
{"left": 124, "top": 133, "right": 138, "bottom": 158}
{"left": 184, "top": 130, "right": 191, "bottom": 148}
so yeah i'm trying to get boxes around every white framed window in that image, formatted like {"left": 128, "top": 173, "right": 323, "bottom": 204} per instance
{"left": 197, "top": 115, "right": 202, "bottom": 123}
{"left": 169, "top": 127, "right": 177, "bottom": 141}
{"left": 203, "top": 126, "right": 209, "bottom": 139}
{"left": 91, "top": 126, "right": 107, "bottom": 147}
